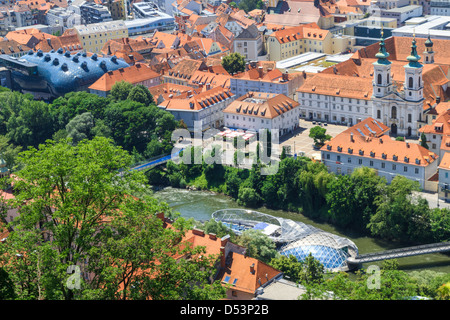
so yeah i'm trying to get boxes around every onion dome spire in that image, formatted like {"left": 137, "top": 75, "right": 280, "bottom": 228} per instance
{"left": 406, "top": 32, "right": 422, "bottom": 67}
{"left": 375, "top": 28, "right": 390, "bottom": 64}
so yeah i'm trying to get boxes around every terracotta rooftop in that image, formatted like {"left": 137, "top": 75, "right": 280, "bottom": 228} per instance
{"left": 322, "top": 131, "right": 438, "bottom": 167}
{"left": 159, "top": 86, "right": 234, "bottom": 111}
{"left": 223, "top": 92, "right": 299, "bottom": 119}
{"left": 297, "top": 73, "right": 373, "bottom": 100}
{"left": 88, "top": 63, "right": 160, "bottom": 92}
{"left": 217, "top": 252, "right": 282, "bottom": 294}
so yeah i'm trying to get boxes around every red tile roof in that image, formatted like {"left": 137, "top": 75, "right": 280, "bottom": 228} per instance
{"left": 88, "top": 63, "right": 160, "bottom": 92}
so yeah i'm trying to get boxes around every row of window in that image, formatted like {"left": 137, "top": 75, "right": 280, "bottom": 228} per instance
{"left": 300, "top": 93, "right": 369, "bottom": 105}
{"left": 325, "top": 154, "right": 421, "bottom": 174}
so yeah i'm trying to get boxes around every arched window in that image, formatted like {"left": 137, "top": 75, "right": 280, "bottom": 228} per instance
{"left": 409, "top": 77, "right": 414, "bottom": 89}
{"left": 386, "top": 74, "right": 389, "bottom": 84}
{"left": 377, "top": 73, "right": 382, "bottom": 85}
{"left": 377, "top": 110, "right": 381, "bottom": 119}
{"left": 391, "top": 106, "right": 397, "bottom": 119}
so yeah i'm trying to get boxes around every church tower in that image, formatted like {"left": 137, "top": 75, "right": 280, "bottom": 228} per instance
{"left": 423, "top": 34, "right": 434, "bottom": 64}
{"left": 372, "top": 30, "right": 392, "bottom": 98}
{"left": 404, "top": 36, "right": 424, "bottom": 102}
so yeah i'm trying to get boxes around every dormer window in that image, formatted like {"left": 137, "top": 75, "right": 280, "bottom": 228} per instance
{"left": 359, "top": 149, "right": 364, "bottom": 155}
{"left": 393, "top": 155, "right": 398, "bottom": 161}
{"left": 327, "top": 145, "right": 332, "bottom": 150}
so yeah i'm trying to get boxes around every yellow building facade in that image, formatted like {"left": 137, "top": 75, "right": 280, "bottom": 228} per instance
{"left": 74, "top": 20, "right": 128, "bottom": 54}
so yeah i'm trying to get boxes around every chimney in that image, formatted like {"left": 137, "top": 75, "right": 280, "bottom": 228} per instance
{"left": 220, "top": 247, "right": 226, "bottom": 268}
{"left": 406, "top": 142, "right": 410, "bottom": 148}
{"left": 209, "top": 233, "right": 217, "bottom": 240}
{"left": 282, "top": 70, "right": 289, "bottom": 81}
{"left": 436, "top": 96, "right": 441, "bottom": 104}
{"left": 221, "top": 235, "right": 230, "bottom": 247}
{"left": 258, "top": 66, "right": 263, "bottom": 78}
{"left": 192, "top": 228, "right": 204, "bottom": 236}
{"left": 350, "top": 132, "right": 354, "bottom": 142}
{"left": 206, "top": 83, "right": 211, "bottom": 90}
{"left": 379, "top": 138, "right": 383, "bottom": 143}
{"left": 250, "top": 263, "right": 255, "bottom": 274}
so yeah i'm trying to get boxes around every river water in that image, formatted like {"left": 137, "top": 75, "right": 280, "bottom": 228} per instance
{"left": 153, "top": 187, "right": 450, "bottom": 274}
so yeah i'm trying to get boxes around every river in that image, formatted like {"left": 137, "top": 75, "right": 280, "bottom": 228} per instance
{"left": 153, "top": 187, "right": 450, "bottom": 274}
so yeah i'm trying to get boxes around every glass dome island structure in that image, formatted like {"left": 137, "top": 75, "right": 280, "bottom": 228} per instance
{"left": 212, "top": 209, "right": 359, "bottom": 272}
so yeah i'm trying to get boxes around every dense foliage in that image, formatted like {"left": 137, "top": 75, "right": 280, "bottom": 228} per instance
{"left": 0, "top": 84, "right": 179, "bottom": 168}
{"left": 221, "top": 52, "right": 246, "bottom": 75}
{"left": 147, "top": 148, "right": 450, "bottom": 245}
{"left": 0, "top": 138, "right": 226, "bottom": 300}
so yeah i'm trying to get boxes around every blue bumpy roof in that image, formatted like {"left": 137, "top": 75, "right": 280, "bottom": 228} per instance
{"left": 22, "top": 48, "right": 129, "bottom": 95}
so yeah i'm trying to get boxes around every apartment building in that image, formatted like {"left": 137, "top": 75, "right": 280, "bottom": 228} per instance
{"left": 223, "top": 92, "right": 301, "bottom": 138}
{"left": 158, "top": 86, "right": 236, "bottom": 131}
{"left": 230, "top": 61, "right": 304, "bottom": 99}
{"left": 80, "top": 2, "right": 113, "bottom": 24}
{"left": 46, "top": 7, "right": 81, "bottom": 29}
{"left": 321, "top": 117, "right": 439, "bottom": 190}
{"left": 89, "top": 63, "right": 161, "bottom": 97}
{"left": 233, "top": 24, "right": 262, "bottom": 61}
{"left": 74, "top": 20, "right": 128, "bottom": 54}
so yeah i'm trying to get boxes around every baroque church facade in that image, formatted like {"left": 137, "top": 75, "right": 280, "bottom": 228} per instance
{"left": 297, "top": 33, "right": 442, "bottom": 138}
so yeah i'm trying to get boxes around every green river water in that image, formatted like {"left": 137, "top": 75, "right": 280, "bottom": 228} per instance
{"left": 153, "top": 187, "right": 450, "bottom": 274}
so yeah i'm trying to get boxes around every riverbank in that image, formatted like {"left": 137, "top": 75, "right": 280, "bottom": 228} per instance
{"left": 151, "top": 186, "right": 450, "bottom": 274}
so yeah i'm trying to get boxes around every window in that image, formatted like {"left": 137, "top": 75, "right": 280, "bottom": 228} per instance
{"left": 377, "top": 73, "right": 382, "bottom": 85}
{"left": 381, "top": 163, "right": 385, "bottom": 169}
{"left": 370, "top": 160, "right": 373, "bottom": 166}
{"left": 358, "top": 159, "right": 362, "bottom": 165}
{"left": 392, "top": 164, "right": 396, "bottom": 170}
{"left": 404, "top": 166, "right": 408, "bottom": 172}
{"left": 337, "top": 155, "right": 341, "bottom": 162}
{"left": 408, "top": 114, "right": 412, "bottom": 123}
{"left": 377, "top": 110, "right": 381, "bottom": 118}
{"left": 415, "top": 168, "right": 419, "bottom": 174}
{"left": 391, "top": 106, "right": 397, "bottom": 119}
{"left": 348, "top": 157, "right": 351, "bottom": 163}
{"left": 409, "top": 76, "right": 413, "bottom": 88}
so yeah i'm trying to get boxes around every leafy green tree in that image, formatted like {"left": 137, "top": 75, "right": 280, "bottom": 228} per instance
{"left": 420, "top": 132, "right": 429, "bottom": 149}
{"left": 299, "top": 253, "right": 324, "bottom": 286}
{"left": 0, "top": 137, "right": 226, "bottom": 300}
{"left": 237, "top": 185, "right": 262, "bottom": 208}
{"left": 221, "top": 52, "right": 246, "bottom": 75}
{"left": 235, "top": 229, "right": 278, "bottom": 263}
{"left": 127, "top": 84, "right": 154, "bottom": 106}
{"left": 269, "top": 255, "right": 303, "bottom": 283}
{"left": 0, "top": 135, "right": 22, "bottom": 171}
{"left": 368, "top": 176, "right": 424, "bottom": 241}
{"left": 110, "top": 80, "right": 134, "bottom": 101}
{"left": 326, "top": 167, "right": 386, "bottom": 230}
{"left": 65, "top": 112, "right": 95, "bottom": 144}
{"left": 308, "top": 126, "right": 331, "bottom": 147}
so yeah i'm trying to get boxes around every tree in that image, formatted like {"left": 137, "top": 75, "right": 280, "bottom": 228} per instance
{"left": 65, "top": 112, "right": 95, "bottom": 144}
{"left": 221, "top": 52, "right": 246, "bottom": 75}
{"left": 368, "top": 176, "right": 423, "bottom": 241}
{"left": 308, "top": 126, "right": 331, "bottom": 147}
{"left": 0, "top": 135, "right": 22, "bottom": 171}
{"left": 110, "top": 81, "right": 134, "bottom": 101}
{"left": 235, "top": 229, "right": 278, "bottom": 263}
{"left": 127, "top": 84, "right": 154, "bottom": 106}
{"left": 420, "top": 132, "right": 429, "bottom": 149}
{"left": 269, "top": 255, "right": 303, "bottom": 283}
{"left": 0, "top": 137, "right": 226, "bottom": 300}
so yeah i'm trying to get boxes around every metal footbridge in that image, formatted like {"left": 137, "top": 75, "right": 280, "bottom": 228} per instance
{"left": 130, "top": 149, "right": 183, "bottom": 172}
{"left": 347, "top": 241, "right": 450, "bottom": 266}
